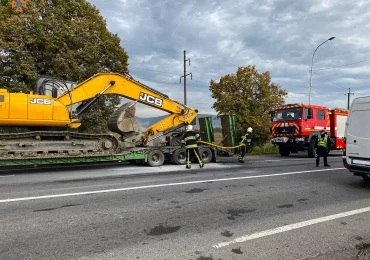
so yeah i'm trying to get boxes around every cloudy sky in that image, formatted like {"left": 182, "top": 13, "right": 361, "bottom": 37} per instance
{"left": 88, "top": 0, "right": 370, "bottom": 117}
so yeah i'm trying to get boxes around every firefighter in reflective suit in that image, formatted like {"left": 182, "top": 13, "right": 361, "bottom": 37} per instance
{"left": 315, "top": 128, "right": 331, "bottom": 167}
{"left": 238, "top": 127, "right": 253, "bottom": 163}
{"left": 181, "top": 125, "right": 204, "bottom": 169}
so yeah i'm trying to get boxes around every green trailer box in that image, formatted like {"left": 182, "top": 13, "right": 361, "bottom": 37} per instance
{"left": 199, "top": 116, "right": 215, "bottom": 143}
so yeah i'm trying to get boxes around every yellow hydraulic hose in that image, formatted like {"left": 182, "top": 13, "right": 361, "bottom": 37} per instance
{"left": 197, "top": 140, "right": 245, "bottom": 149}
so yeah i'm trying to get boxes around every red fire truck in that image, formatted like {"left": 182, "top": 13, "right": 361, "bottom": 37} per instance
{"left": 270, "top": 104, "right": 348, "bottom": 157}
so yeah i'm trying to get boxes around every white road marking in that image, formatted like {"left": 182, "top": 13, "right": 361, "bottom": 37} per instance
{"left": 212, "top": 206, "right": 370, "bottom": 248}
{"left": 0, "top": 175, "right": 15, "bottom": 178}
{"left": 265, "top": 157, "right": 342, "bottom": 162}
{"left": 109, "top": 163, "right": 242, "bottom": 172}
{"left": 0, "top": 168, "right": 344, "bottom": 204}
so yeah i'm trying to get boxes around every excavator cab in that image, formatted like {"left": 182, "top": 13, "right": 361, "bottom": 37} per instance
{"left": 35, "top": 77, "right": 77, "bottom": 98}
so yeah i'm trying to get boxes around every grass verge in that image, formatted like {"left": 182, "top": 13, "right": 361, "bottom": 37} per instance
{"left": 247, "top": 142, "right": 278, "bottom": 155}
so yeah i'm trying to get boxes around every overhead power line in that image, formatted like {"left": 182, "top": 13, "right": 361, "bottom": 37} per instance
{"left": 132, "top": 76, "right": 179, "bottom": 85}
{"left": 312, "top": 71, "right": 347, "bottom": 90}
{"left": 190, "top": 66, "right": 221, "bottom": 73}
{"left": 130, "top": 66, "right": 180, "bottom": 76}
{"left": 129, "top": 66, "right": 216, "bottom": 81}
{"left": 315, "top": 58, "right": 370, "bottom": 71}
{"left": 122, "top": 42, "right": 180, "bottom": 52}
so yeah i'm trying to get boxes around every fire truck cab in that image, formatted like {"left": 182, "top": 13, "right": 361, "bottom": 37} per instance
{"left": 270, "top": 104, "right": 348, "bottom": 158}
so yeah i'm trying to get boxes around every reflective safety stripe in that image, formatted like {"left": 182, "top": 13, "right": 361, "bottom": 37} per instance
{"left": 185, "top": 136, "right": 196, "bottom": 141}
{"left": 318, "top": 135, "right": 328, "bottom": 147}
{"left": 186, "top": 144, "right": 198, "bottom": 148}
{"left": 239, "top": 135, "right": 246, "bottom": 144}
{"left": 187, "top": 150, "right": 191, "bottom": 167}
{"left": 193, "top": 149, "right": 203, "bottom": 166}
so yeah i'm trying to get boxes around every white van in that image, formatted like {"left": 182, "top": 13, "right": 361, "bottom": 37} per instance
{"left": 344, "top": 96, "right": 370, "bottom": 181}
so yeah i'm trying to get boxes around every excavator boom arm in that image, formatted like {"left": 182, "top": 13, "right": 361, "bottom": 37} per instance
{"left": 57, "top": 73, "right": 183, "bottom": 114}
{"left": 56, "top": 73, "right": 198, "bottom": 144}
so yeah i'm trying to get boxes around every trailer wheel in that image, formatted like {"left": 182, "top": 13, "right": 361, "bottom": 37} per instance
{"left": 308, "top": 139, "right": 317, "bottom": 158}
{"left": 278, "top": 145, "right": 290, "bottom": 156}
{"left": 147, "top": 150, "right": 165, "bottom": 167}
{"left": 172, "top": 148, "right": 186, "bottom": 165}
{"left": 199, "top": 147, "right": 213, "bottom": 163}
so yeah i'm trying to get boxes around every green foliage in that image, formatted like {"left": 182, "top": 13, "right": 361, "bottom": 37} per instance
{"left": 0, "top": 0, "right": 129, "bottom": 133}
{"left": 210, "top": 65, "right": 288, "bottom": 146}
{"left": 247, "top": 142, "right": 278, "bottom": 155}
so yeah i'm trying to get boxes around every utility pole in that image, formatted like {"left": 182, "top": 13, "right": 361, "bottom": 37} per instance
{"left": 345, "top": 88, "right": 354, "bottom": 109}
{"left": 180, "top": 50, "right": 192, "bottom": 105}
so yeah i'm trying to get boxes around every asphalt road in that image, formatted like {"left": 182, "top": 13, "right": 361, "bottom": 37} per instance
{"left": 1, "top": 152, "right": 370, "bottom": 260}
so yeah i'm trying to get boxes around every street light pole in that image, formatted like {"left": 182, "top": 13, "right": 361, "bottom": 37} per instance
{"left": 309, "top": 37, "right": 335, "bottom": 105}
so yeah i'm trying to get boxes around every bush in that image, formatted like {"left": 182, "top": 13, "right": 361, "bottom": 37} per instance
{"left": 247, "top": 142, "right": 278, "bottom": 155}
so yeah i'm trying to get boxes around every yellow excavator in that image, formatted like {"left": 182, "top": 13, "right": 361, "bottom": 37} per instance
{"left": 0, "top": 72, "right": 198, "bottom": 159}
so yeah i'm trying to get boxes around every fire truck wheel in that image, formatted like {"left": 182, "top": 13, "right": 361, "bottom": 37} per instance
{"left": 308, "top": 139, "right": 318, "bottom": 158}
{"left": 278, "top": 145, "right": 290, "bottom": 156}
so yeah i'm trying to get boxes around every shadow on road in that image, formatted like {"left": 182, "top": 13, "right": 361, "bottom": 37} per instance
{"left": 345, "top": 179, "right": 370, "bottom": 190}
{"left": 0, "top": 152, "right": 344, "bottom": 178}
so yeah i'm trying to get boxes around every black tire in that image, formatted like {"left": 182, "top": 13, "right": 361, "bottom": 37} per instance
{"left": 147, "top": 150, "right": 165, "bottom": 167}
{"left": 308, "top": 139, "right": 317, "bottom": 158}
{"left": 172, "top": 148, "right": 186, "bottom": 165}
{"left": 199, "top": 147, "right": 213, "bottom": 163}
{"left": 278, "top": 145, "right": 290, "bottom": 156}
{"left": 362, "top": 174, "right": 370, "bottom": 181}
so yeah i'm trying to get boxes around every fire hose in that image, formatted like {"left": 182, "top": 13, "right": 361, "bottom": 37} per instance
{"left": 196, "top": 140, "right": 245, "bottom": 149}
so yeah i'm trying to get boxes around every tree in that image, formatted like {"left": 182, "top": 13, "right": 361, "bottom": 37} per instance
{"left": 210, "top": 65, "right": 288, "bottom": 146}
{"left": 0, "top": 0, "right": 129, "bottom": 133}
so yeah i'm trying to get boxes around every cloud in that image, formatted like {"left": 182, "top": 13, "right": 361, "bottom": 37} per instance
{"left": 88, "top": 0, "right": 370, "bottom": 117}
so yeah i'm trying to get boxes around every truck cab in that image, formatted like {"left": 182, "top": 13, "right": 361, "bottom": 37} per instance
{"left": 271, "top": 104, "right": 340, "bottom": 157}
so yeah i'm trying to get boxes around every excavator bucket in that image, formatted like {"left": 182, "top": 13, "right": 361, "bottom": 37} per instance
{"left": 107, "top": 101, "right": 140, "bottom": 138}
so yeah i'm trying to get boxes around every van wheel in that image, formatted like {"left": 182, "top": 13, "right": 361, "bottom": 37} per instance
{"left": 279, "top": 145, "right": 290, "bottom": 156}
{"left": 362, "top": 175, "right": 370, "bottom": 181}
{"left": 308, "top": 139, "right": 317, "bottom": 158}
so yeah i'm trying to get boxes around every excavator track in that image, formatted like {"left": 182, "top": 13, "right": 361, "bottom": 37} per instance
{"left": 0, "top": 131, "right": 119, "bottom": 160}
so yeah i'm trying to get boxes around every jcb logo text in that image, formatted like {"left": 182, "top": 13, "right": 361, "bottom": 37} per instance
{"left": 30, "top": 98, "right": 52, "bottom": 105}
{"left": 184, "top": 113, "right": 193, "bottom": 119}
{"left": 139, "top": 92, "right": 163, "bottom": 107}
